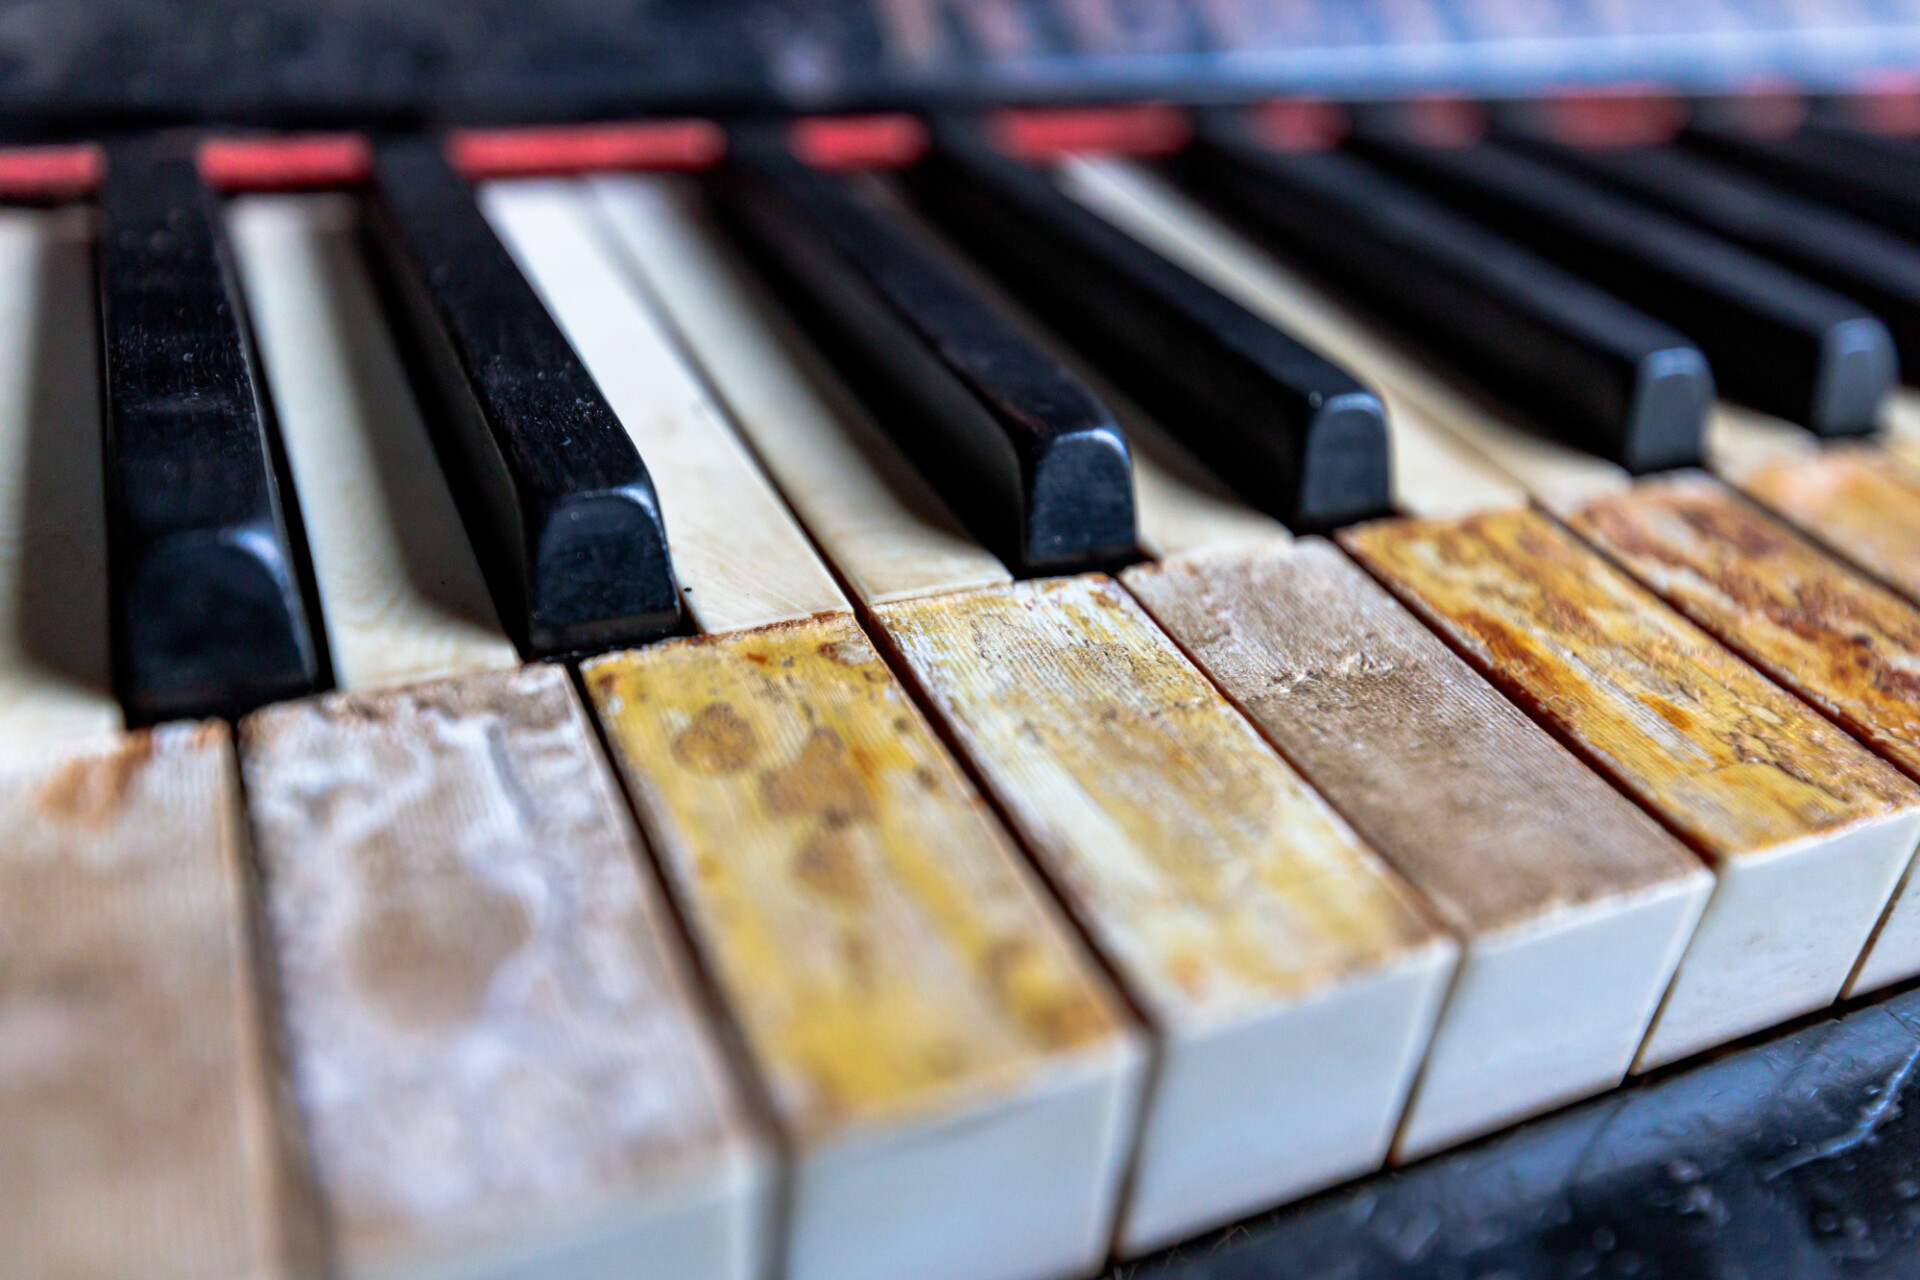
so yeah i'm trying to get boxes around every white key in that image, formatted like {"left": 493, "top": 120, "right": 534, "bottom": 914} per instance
{"left": 227, "top": 194, "right": 519, "bottom": 690}
{"left": 482, "top": 179, "right": 847, "bottom": 633}
{"left": 0, "top": 207, "right": 120, "bottom": 764}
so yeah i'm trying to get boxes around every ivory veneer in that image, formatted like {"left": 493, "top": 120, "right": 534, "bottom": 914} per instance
{"left": 482, "top": 179, "right": 846, "bottom": 633}
{"left": 1343, "top": 509, "right": 1920, "bottom": 1069}
{"left": 583, "top": 615, "right": 1145, "bottom": 1280}
{"left": 242, "top": 665, "right": 767, "bottom": 1280}
{"left": 1124, "top": 541, "right": 1709, "bottom": 1157}
{"left": 1, "top": 723, "right": 311, "bottom": 1280}
{"left": 876, "top": 575, "right": 1455, "bottom": 1247}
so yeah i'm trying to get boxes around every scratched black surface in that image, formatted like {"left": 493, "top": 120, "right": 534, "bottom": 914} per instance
{"left": 1111, "top": 983, "right": 1920, "bottom": 1280}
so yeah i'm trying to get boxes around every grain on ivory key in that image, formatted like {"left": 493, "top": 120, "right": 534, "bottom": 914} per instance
{"left": 1054, "top": 155, "right": 1529, "bottom": 521}
{"left": 1727, "top": 441, "right": 1920, "bottom": 611}
{"left": 1122, "top": 540, "right": 1710, "bottom": 1158}
{"left": 0, "top": 206, "right": 124, "bottom": 765}
{"left": 1342, "top": 508, "right": 1920, "bottom": 1070}
{"left": 871, "top": 576, "right": 1455, "bottom": 1249}
{"left": 582, "top": 614, "right": 1144, "bottom": 1280}
{"left": 241, "top": 663, "right": 768, "bottom": 1280}
{"left": 1560, "top": 471, "right": 1920, "bottom": 996}
{"left": 586, "top": 173, "right": 1012, "bottom": 607}
{"left": 227, "top": 193, "right": 520, "bottom": 691}
{"left": 481, "top": 178, "right": 846, "bottom": 633}
{"left": 1, "top": 722, "right": 317, "bottom": 1280}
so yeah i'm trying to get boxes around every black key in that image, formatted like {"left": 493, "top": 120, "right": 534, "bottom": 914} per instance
{"left": 1508, "top": 136, "right": 1920, "bottom": 383}
{"left": 364, "top": 136, "right": 680, "bottom": 656}
{"left": 1685, "top": 120, "right": 1920, "bottom": 245}
{"left": 903, "top": 122, "right": 1391, "bottom": 533}
{"left": 98, "top": 142, "right": 326, "bottom": 724}
{"left": 710, "top": 142, "right": 1136, "bottom": 574}
{"left": 1176, "top": 118, "right": 1712, "bottom": 473}
{"left": 1353, "top": 131, "right": 1897, "bottom": 436}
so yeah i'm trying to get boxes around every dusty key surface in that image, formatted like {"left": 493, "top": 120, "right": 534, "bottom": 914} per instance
{"left": 242, "top": 664, "right": 767, "bottom": 1280}
{"left": 1123, "top": 540, "right": 1710, "bottom": 1158}
{"left": 1, "top": 722, "right": 311, "bottom": 1280}
{"left": 583, "top": 614, "right": 1143, "bottom": 1280}
{"left": 1563, "top": 471, "right": 1920, "bottom": 995}
{"left": 1343, "top": 508, "right": 1920, "bottom": 1070}
{"left": 874, "top": 575, "right": 1454, "bottom": 1247}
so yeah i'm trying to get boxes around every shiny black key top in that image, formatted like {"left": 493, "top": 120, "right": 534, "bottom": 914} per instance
{"left": 1177, "top": 118, "right": 1712, "bottom": 472}
{"left": 710, "top": 142, "right": 1136, "bottom": 574}
{"left": 99, "top": 142, "right": 326, "bottom": 724}
{"left": 1355, "top": 132, "right": 1897, "bottom": 436}
{"left": 1509, "top": 138, "right": 1920, "bottom": 382}
{"left": 365, "top": 136, "right": 680, "bottom": 656}
{"left": 1685, "top": 121, "right": 1920, "bottom": 245}
{"left": 904, "top": 123, "right": 1391, "bottom": 533}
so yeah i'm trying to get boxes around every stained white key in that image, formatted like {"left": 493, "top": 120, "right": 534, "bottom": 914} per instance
{"left": 482, "top": 179, "right": 847, "bottom": 633}
{"left": 228, "top": 195, "right": 519, "bottom": 690}
{"left": 589, "top": 169, "right": 1460, "bottom": 1253}
{"left": 0, "top": 207, "right": 120, "bottom": 764}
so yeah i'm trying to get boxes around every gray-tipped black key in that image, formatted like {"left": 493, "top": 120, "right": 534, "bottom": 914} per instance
{"left": 99, "top": 142, "right": 326, "bottom": 725}
{"left": 1176, "top": 117, "right": 1711, "bottom": 473}
{"left": 1354, "top": 132, "right": 1897, "bottom": 437}
{"left": 710, "top": 141, "right": 1136, "bottom": 574}
{"left": 1684, "top": 121, "right": 1920, "bottom": 246}
{"left": 364, "top": 137, "right": 680, "bottom": 656}
{"left": 1509, "top": 136, "right": 1920, "bottom": 383}
{"left": 902, "top": 123, "right": 1391, "bottom": 533}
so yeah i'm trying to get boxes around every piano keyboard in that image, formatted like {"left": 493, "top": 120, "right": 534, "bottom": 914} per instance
{"left": 13, "top": 102, "right": 1920, "bottom": 1280}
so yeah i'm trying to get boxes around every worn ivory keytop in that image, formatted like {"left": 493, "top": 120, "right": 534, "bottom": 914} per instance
{"left": 1123, "top": 542, "right": 1710, "bottom": 1156}
{"left": 1343, "top": 509, "right": 1920, "bottom": 1069}
{"left": 873, "top": 577, "right": 1455, "bottom": 1247}
{"left": 2, "top": 723, "right": 313, "bottom": 1280}
{"left": 1562, "top": 471, "right": 1920, "bottom": 996}
{"left": 242, "top": 665, "right": 767, "bottom": 1280}
{"left": 583, "top": 615, "right": 1145, "bottom": 1280}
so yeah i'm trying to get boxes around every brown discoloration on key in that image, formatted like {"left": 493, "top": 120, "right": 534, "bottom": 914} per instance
{"left": 873, "top": 576, "right": 1446, "bottom": 1026}
{"left": 1566, "top": 472, "right": 1920, "bottom": 783}
{"left": 1123, "top": 541, "right": 1701, "bottom": 935}
{"left": 1341, "top": 508, "right": 1919, "bottom": 864}
{"left": 1, "top": 723, "right": 311, "bottom": 1280}
{"left": 1734, "top": 445, "right": 1920, "bottom": 608}
{"left": 583, "top": 613, "right": 1131, "bottom": 1141}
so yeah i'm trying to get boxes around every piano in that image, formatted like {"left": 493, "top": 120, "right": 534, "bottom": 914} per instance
{"left": 11, "top": 3, "right": 1920, "bottom": 1278}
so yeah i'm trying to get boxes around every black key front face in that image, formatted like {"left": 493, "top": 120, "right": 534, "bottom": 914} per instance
{"left": 1177, "top": 122, "right": 1711, "bottom": 473}
{"left": 1511, "top": 138, "right": 1920, "bottom": 383}
{"left": 99, "top": 144, "right": 325, "bottom": 724}
{"left": 365, "top": 137, "right": 680, "bottom": 656}
{"left": 711, "top": 150, "right": 1136, "bottom": 574}
{"left": 1685, "top": 122, "right": 1920, "bottom": 245}
{"left": 905, "top": 125, "right": 1391, "bottom": 533}
{"left": 1356, "top": 134, "right": 1897, "bottom": 436}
